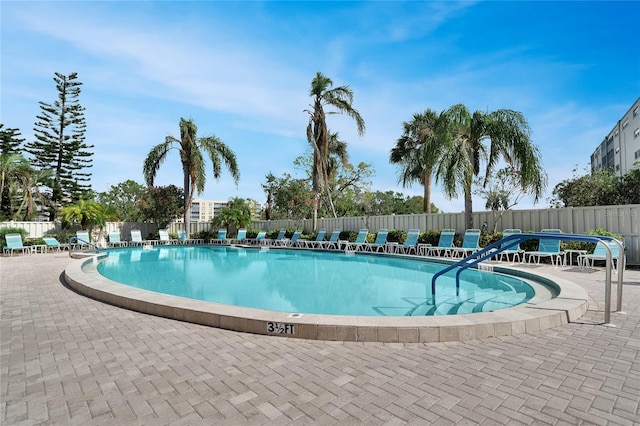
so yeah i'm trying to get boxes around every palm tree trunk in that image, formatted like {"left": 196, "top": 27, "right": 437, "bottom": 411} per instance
{"left": 183, "top": 169, "right": 191, "bottom": 239}
{"left": 464, "top": 186, "right": 473, "bottom": 230}
{"left": 422, "top": 169, "right": 432, "bottom": 213}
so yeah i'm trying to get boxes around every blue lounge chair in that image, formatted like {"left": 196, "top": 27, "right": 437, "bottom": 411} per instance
{"left": 4, "top": 233, "right": 31, "bottom": 256}
{"left": 108, "top": 231, "right": 127, "bottom": 247}
{"left": 364, "top": 229, "right": 389, "bottom": 253}
{"left": 75, "top": 230, "right": 93, "bottom": 250}
{"left": 279, "top": 230, "right": 302, "bottom": 247}
{"left": 210, "top": 228, "right": 228, "bottom": 245}
{"left": 297, "top": 229, "right": 326, "bottom": 249}
{"left": 316, "top": 229, "right": 341, "bottom": 250}
{"left": 578, "top": 240, "right": 624, "bottom": 272}
{"left": 448, "top": 229, "right": 481, "bottom": 258}
{"left": 43, "top": 237, "right": 67, "bottom": 252}
{"left": 345, "top": 229, "right": 369, "bottom": 252}
{"left": 263, "top": 229, "right": 286, "bottom": 246}
{"left": 231, "top": 228, "right": 247, "bottom": 245}
{"left": 396, "top": 229, "right": 420, "bottom": 255}
{"left": 495, "top": 229, "right": 524, "bottom": 263}
{"left": 178, "top": 230, "right": 203, "bottom": 244}
{"left": 424, "top": 229, "right": 456, "bottom": 257}
{"left": 252, "top": 231, "right": 267, "bottom": 245}
{"left": 526, "top": 229, "right": 564, "bottom": 267}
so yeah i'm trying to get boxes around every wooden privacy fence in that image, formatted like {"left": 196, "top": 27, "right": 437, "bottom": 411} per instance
{"left": 2, "top": 204, "right": 638, "bottom": 264}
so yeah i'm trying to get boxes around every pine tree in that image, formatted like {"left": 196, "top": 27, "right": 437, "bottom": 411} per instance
{"left": 0, "top": 124, "right": 27, "bottom": 219}
{"left": 25, "top": 72, "right": 93, "bottom": 220}
{"left": 0, "top": 124, "right": 25, "bottom": 155}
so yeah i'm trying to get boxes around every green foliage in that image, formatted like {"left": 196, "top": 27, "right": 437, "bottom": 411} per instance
{"left": 418, "top": 230, "right": 442, "bottom": 246}
{"left": 212, "top": 197, "right": 252, "bottom": 231}
{"left": 551, "top": 168, "right": 622, "bottom": 207}
{"left": 191, "top": 230, "right": 215, "bottom": 241}
{"left": 136, "top": 185, "right": 185, "bottom": 228}
{"left": 59, "top": 199, "right": 117, "bottom": 231}
{"left": 561, "top": 228, "right": 623, "bottom": 253}
{"left": 96, "top": 180, "right": 146, "bottom": 222}
{"left": 386, "top": 229, "right": 406, "bottom": 244}
{"left": 24, "top": 72, "right": 93, "bottom": 219}
{"left": 0, "top": 227, "right": 27, "bottom": 249}
{"left": 262, "top": 173, "right": 315, "bottom": 220}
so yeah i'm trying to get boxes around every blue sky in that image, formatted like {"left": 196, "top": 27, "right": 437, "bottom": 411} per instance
{"left": 2, "top": 1, "right": 639, "bottom": 213}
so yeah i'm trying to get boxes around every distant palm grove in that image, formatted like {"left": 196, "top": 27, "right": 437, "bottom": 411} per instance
{"left": 1, "top": 71, "right": 638, "bottom": 233}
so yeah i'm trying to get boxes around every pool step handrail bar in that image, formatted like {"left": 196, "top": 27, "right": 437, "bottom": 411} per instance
{"left": 430, "top": 233, "right": 625, "bottom": 325}
{"left": 67, "top": 236, "right": 101, "bottom": 256}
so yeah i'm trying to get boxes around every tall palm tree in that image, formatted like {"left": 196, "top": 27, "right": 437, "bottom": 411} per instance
{"left": 143, "top": 118, "right": 240, "bottom": 238}
{"left": 389, "top": 109, "right": 445, "bottom": 213}
{"left": 11, "top": 167, "right": 52, "bottom": 221}
{"left": 437, "top": 104, "right": 547, "bottom": 229}
{"left": 0, "top": 153, "right": 29, "bottom": 218}
{"left": 305, "top": 72, "right": 365, "bottom": 230}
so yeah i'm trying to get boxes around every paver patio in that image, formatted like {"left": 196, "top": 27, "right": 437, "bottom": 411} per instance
{"left": 1, "top": 253, "right": 639, "bottom": 425}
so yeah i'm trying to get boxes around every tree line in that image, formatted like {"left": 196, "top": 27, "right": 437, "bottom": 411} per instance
{"left": 3, "top": 71, "right": 636, "bottom": 236}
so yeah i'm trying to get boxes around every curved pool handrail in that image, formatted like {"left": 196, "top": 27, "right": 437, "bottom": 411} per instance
{"left": 67, "top": 236, "right": 101, "bottom": 255}
{"left": 430, "top": 233, "right": 625, "bottom": 325}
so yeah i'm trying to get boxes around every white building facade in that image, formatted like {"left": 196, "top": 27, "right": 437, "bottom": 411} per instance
{"left": 590, "top": 96, "right": 640, "bottom": 176}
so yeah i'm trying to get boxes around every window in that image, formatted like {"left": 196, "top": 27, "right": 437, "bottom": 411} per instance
{"left": 622, "top": 119, "right": 629, "bottom": 129}
{"left": 634, "top": 106, "right": 639, "bottom": 117}
{"left": 635, "top": 128, "right": 640, "bottom": 138}
{"left": 615, "top": 129, "right": 619, "bottom": 136}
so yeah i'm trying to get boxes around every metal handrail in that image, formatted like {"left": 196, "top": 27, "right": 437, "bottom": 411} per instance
{"left": 67, "top": 237, "right": 101, "bottom": 256}
{"left": 430, "top": 233, "right": 625, "bottom": 325}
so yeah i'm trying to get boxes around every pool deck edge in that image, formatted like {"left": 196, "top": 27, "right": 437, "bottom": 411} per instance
{"left": 64, "top": 256, "right": 590, "bottom": 343}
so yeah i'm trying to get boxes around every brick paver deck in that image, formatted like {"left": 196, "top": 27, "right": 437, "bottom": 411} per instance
{"left": 1, "top": 253, "right": 639, "bottom": 425}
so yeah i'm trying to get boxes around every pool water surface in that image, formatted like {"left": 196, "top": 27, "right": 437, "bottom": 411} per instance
{"left": 95, "top": 246, "right": 535, "bottom": 316}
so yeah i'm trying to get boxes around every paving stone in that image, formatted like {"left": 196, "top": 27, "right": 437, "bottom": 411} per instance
{"left": 1, "top": 255, "right": 639, "bottom": 425}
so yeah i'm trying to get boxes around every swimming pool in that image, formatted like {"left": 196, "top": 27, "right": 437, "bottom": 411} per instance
{"left": 95, "top": 246, "right": 536, "bottom": 316}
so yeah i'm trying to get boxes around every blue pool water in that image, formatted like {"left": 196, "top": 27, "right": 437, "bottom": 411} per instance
{"left": 95, "top": 246, "right": 535, "bottom": 316}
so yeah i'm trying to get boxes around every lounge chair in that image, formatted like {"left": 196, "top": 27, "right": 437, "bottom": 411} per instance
{"left": 158, "top": 229, "right": 176, "bottom": 245}
{"left": 43, "top": 237, "right": 67, "bottom": 252}
{"left": 4, "top": 233, "right": 31, "bottom": 256}
{"left": 364, "top": 229, "right": 389, "bottom": 253}
{"left": 447, "top": 229, "right": 481, "bottom": 258}
{"left": 345, "top": 229, "right": 369, "bottom": 252}
{"left": 279, "top": 230, "right": 302, "bottom": 247}
{"left": 296, "top": 229, "right": 326, "bottom": 249}
{"left": 75, "top": 230, "right": 93, "bottom": 250}
{"left": 230, "top": 228, "right": 247, "bottom": 245}
{"left": 129, "top": 229, "right": 145, "bottom": 246}
{"left": 578, "top": 240, "right": 624, "bottom": 272}
{"left": 396, "top": 229, "right": 420, "bottom": 255}
{"left": 251, "top": 231, "right": 267, "bottom": 245}
{"left": 108, "top": 231, "right": 127, "bottom": 247}
{"left": 263, "top": 229, "right": 286, "bottom": 246}
{"left": 423, "top": 229, "right": 456, "bottom": 257}
{"left": 210, "top": 228, "right": 228, "bottom": 245}
{"left": 526, "top": 229, "right": 564, "bottom": 267}
{"left": 315, "top": 229, "right": 341, "bottom": 250}
{"left": 494, "top": 229, "right": 524, "bottom": 263}
{"left": 178, "top": 230, "right": 203, "bottom": 245}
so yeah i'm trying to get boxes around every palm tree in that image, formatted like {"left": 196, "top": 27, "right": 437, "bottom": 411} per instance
{"left": 11, "top": 167, "right": 52, "bottom": 221}
{"left": 389, "top": 109, "right": 445, "bottom": 213}
{"left": 143, "top": 118, "right": 240, "bottom": 238}
{"left": 437, "top": 104, "right": 547, "bottom": 229}
{"left": 0, "top": 153, "right": 29, "bottom": 218}
{"left": 305, "top": 72, "right": 365, "bottom": 230}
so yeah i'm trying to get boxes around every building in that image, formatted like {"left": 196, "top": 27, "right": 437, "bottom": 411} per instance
{"left": 590, "top": 96, "right": 640, "bottom": 176}
{"left": 177, "top": 198, "right": 263, "bottom": 223}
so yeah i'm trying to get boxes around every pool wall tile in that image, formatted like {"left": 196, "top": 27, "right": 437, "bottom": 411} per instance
{"left": 439, "top": 327, "right": 459, "bottom": 342}
{"left": 511, "top": 320, "right": 527, "bottom": 335}
{"left": 335, "top": 326, "right": 357, "bottom": 341}
{"left": 525, "top": 318, "right": 541, "bottom": 333}
{"left": 356, "top": 327, "right": 377, "bottom": 342}
{"left": 296, "top": 324, "right": 318, "bottom": 340}
{"left": 397, "top": 328, "right": 419, "bottom": 343}
{"left": 317, "top": 325, "right": 337, "bottom": 341}
{"left": 377, "top": 327, "right": 398, "bottom": 343}
{"left": 494, "top": 322, "right": 512, "bottom": 336}
{"left": 419, "top": 327, "right": 439, "bottom": 342}
{"left": 475, "top": 323, "right": 496, "bottom": 339}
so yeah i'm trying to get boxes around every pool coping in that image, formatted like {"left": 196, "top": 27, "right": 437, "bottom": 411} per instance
{"left": 64, "top": 250, "right": 590, "bottom": 343}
